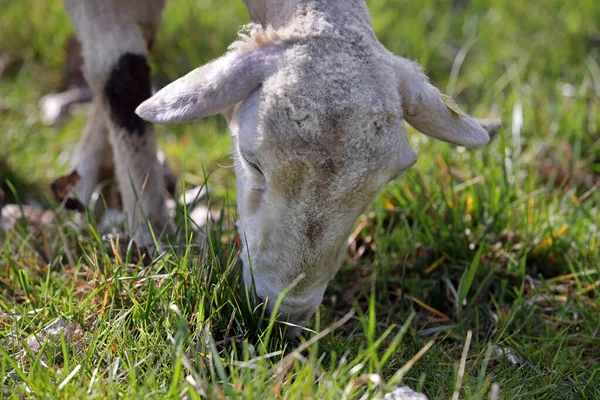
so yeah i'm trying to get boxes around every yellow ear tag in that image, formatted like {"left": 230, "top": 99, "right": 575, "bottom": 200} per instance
{"left": 441, "top": 93, "right": 467, "bottom": 117}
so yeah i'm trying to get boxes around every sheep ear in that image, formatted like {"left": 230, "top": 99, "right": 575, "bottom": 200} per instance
{"left": 136, "top": 46, "right": 281, "bottom": 123}
{"left": 393, "top": 56, "right": 489, "bottom": 148}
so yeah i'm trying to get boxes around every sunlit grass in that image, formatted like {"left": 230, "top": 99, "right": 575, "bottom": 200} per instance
{"left": 1, "top": 0, "right": 599, "bottom": 398}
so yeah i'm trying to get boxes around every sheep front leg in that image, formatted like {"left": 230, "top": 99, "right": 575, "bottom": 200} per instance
{"left": 65, "top": 0, "right": 172, "bottom": 244}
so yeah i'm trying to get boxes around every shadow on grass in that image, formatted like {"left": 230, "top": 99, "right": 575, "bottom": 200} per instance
{"left": 0, "top": 157, "right": 41, "bottom": 204}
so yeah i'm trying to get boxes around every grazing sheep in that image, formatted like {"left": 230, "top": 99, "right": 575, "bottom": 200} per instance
{"left": 65, "top": 0, "right": 489, "bottom": 337}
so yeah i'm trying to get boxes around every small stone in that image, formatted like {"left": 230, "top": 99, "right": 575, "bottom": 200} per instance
{"left": 1, "top": 204, "right": 56, "bottom": 232}
{"left": 26, "top": 319, "right": 85, "bottom": 355}
{"left": 382, "top": 386, "right": 428, "bottom": 400}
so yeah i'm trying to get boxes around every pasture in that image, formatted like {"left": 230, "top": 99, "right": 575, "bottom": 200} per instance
{"left": 1, "top": 0, "right": 599, "bottom": 398}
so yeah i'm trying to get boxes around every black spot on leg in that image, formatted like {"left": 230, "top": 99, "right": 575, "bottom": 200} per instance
{"left": 104, "top": 53, "right": 152, "bottom": 136}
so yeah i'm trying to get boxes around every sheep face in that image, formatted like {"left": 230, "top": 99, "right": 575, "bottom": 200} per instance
{"left": 230, "top": 84, "right": 418, "bottom": 336}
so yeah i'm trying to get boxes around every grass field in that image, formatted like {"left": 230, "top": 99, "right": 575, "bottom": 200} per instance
{"left": 1, "top": 0, "right": 599, "bottom": 398}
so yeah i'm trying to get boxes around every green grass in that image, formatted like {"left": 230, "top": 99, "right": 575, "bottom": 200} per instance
{"left": 1, "top": 0, "right": 599, "bottom": 398}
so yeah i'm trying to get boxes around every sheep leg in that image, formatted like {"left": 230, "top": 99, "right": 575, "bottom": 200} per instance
{"left": 64, "top": 0, "right": 172, "bottom": 244}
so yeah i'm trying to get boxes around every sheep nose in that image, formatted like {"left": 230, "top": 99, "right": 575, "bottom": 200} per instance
{"left": 250, "top": 296, "right": 312, "bottom": 339}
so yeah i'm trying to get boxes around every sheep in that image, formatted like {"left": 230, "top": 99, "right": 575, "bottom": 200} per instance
{"left": 63, "top": 0, "right": 488, "bottom": 338}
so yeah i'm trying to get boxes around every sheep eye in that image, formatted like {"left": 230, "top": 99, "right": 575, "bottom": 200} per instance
{"left": 240, "top": 151, "right": 264, "bottom": 175}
